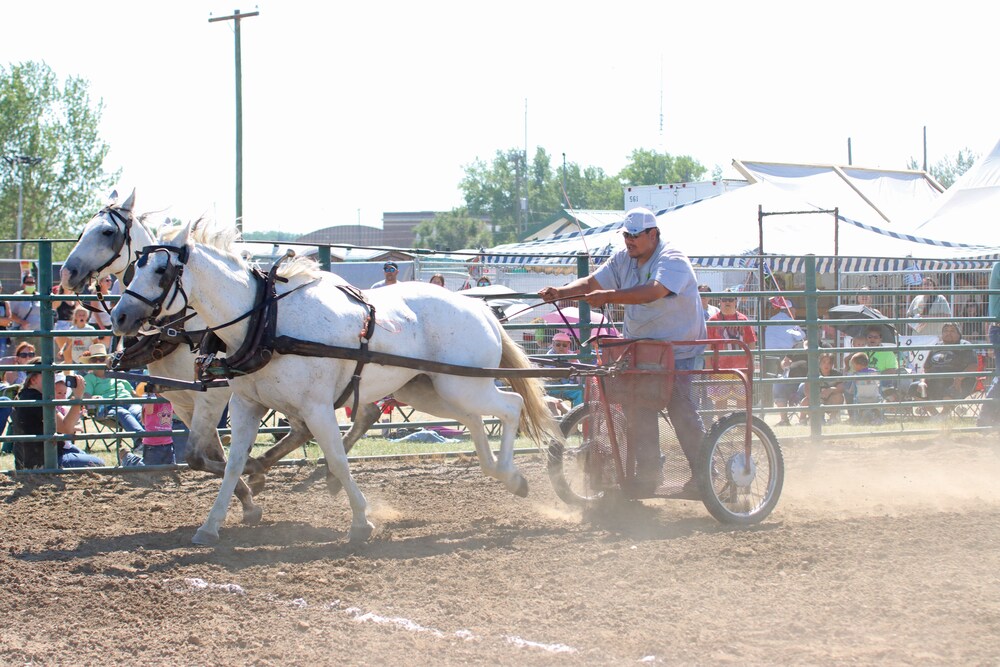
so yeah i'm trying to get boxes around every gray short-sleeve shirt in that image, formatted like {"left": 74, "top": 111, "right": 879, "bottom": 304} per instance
{"left": 591, "top": 239, "right": 706, "bottom": 359}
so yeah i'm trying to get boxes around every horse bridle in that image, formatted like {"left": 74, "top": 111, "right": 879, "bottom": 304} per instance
{"left": 83, "top": 205, "right": 134, "bottom": 279}
{"left": 123, "top": 244, "right": 191, "bottom": 320}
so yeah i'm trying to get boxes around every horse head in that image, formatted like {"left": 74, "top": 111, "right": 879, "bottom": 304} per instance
{"left": 111, "top": 220, "right": 193, "bottom": 336}
{"left": 61, "top": 188, "right": 150, "bottom": 293}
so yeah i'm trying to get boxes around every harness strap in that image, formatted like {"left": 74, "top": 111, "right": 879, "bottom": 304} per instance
{"left": 331, "top": 284, "right": 377, "bottom": 415}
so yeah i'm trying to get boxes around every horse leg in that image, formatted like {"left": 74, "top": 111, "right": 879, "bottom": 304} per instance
{"left": 192, "top": 396, "right": 267, "bottom": 546}
{"left": 302, "top": 406, "right": 374, "bottom": 543}
{"left": 244, "top": 426, "right": 313, "bottom": 495}
{"left": 434, "top": 378, "right": 528, "bottom": 497}
{"left": 180, "top": 396, "right": 263, "bottom": 525}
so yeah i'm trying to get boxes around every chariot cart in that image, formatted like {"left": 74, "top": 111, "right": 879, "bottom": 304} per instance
{"left": 544, "top": 337, "right": 784, "bottom": 524}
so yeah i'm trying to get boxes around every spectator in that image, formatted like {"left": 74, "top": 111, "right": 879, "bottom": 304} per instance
{"left": 10, "top": 364, "right": 103, "bottom": 469}
{"left": 764, "top": 296, "right": 805, "bottom": 425}
{"left": 51, "top": 281, "right": 75, "bottom": 358}
{"left": 137, "top": 383, "right": 175, "bottom": 465}
{"left": 8, "top": 274, "right": 41, "bottom": 352}
{"left": 429, "top": 274, "right": 446, "bottom": 288}
{"left": 906, "top": 276, "right": 953, "bottom": 338}
{"left": 0, "top": 279, "right": 12, "bottom": 358}
{"left": 864, "top": 325, "right": 901, "bottom": 402}
{"left": 794, "top": 352, "right": 846, "bottom": 423}
{"left": 476, "top": 276, "right": 491, "bottom": 287}
{"left": 545, "top": 331, "right": 573, "bottom": 355}
{"left": 917, "top": 322, "right": 978, "bottom": 418}
{"left": 89, "top": 275, "right": 115, "bottom": 349}
{"left": 855, "top": 285, "right": 883, "bottom": 315}
{"left": 980, "top": 261, "right": 1000, "bottom": 427}
{"left": 846, "top": 352, "right": 883, "bottom": 425}
{"left": 4, "top": 341, "right": 37, "bottom": 386}
{"left": 62, "top": 306, "right": 97, "bottom": 364}
{"left": 706, "top": 289, "right": 757, "bottom": 413}
{"left": 698, "top": 284, "right": 719, "bottom": 320}
{"left": 543, "top": 333, "right": 582, "bottom": 407}
{"left": 370, "top": 261, "right": 399, "bottom": 289}
{"left": 80, "top": 343, "right": 144, "bottom": 449}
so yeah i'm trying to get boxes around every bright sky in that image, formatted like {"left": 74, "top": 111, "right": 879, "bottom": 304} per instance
{"left": 4, "top": 1, "right": 998, "bottom": 236}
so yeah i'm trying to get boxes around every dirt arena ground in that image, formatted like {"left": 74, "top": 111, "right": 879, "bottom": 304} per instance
{"left": 2, "top": 432, "right": 999, "bottom": 666}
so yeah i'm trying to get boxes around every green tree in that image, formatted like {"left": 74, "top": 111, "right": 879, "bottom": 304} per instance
{"left": 0, "top": 61, "right": 118, "bottom": 259}
{"left": 908, "top": 148, "right": 978, "bottom": 189}
{"left": 242, "top": 230, "right": 303, "bottom": 242}
{"left": 618, "top": 148, "right": 707, "bottom": 186}
{"left": 413, "top": 208, "right": 493, "bottom": 251}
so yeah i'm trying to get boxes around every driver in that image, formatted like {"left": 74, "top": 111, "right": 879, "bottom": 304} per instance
{"left": 539, "top": 207, "right": 706, "bottom": 495}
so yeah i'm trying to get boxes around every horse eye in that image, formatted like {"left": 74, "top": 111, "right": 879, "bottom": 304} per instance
{"left": 102, "top": 229, "right": 114, "bottom": 236}
{"left": 155, "top": 266, "right": 166, "bottom": 275}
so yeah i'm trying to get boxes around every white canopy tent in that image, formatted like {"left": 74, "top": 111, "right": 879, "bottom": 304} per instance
{"left": 905, "top": 138, "right": 1000, "bottom": 245}
{"left": 485, "top": 180, "right": 1000, "bottom": 274}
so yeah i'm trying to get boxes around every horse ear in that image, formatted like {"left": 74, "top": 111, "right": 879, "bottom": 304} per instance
{"left": 170, "top": 221, "right": 192, "bottom": 248}
{"left": 119, "top": 189, "right": 136, "bottom": 213}
{"left": 106, "top": 189, "right": 119, "bottom": 207}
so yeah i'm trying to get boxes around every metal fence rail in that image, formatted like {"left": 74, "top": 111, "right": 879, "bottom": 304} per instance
{"left": 2, "top": 239, "right": 997, "bottom": 476}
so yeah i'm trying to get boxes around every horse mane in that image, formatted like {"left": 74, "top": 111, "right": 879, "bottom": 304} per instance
{"left": 160, "top": 218, "right": 323, "bottom": 280}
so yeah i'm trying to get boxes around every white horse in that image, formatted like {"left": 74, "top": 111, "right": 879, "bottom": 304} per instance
{"left": 111, "top": 219, "right": 558, "bottom": 545}
{"left": 59, "top": 190, "right": 386, "bottom": 519}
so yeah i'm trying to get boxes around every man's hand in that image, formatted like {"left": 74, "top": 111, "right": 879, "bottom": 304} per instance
{"left": 538, "top": 286, "right": 560, "bottom": 302}
{"left": 581, "top": 290, "right": 615, "bottom": 308}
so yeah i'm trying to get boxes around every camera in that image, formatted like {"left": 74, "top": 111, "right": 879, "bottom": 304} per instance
{"left": 64, "top": 375, "right": 78, "bottom": 388}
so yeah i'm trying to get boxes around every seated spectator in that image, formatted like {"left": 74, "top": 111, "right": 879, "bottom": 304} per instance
{"left": 476, "top": 276, "right": 491, "bottom": 287}
{"left": 794, "top": 352, "right": 846, "bottom": 423}
{"left": 62, "top": 306, "right": 97, "bottom": 364}
{"left": 8, "top": 274, "right": 41, "bottom": 352}
{"left": 864, "top": 325, "right": 901, "bottom": 401}
{"left": 916, "top": 322, "right": 978, "bottom": 417}
{"left": 906, "top": 276, "right": 953, "bottom": 338}
{"left": 846, "top": 352, "right": 883, "bottom": 425}
{"left": 10, "top": 363, "right": 103, "bottom": 469}
{"left": 3, "top": 341, "right": 38, "bottom": 386}
{"left": 429, "top": 274, "right": 446, "bottom": 288}
{"left": 80, "top": 343, "right": 144, "bottom": 449}
{"left": 698, "top": 284, "right": 719, "bottom": 320}
{"left": 544, "top": 332, "right": 582, "bottom": 407}
{"left": 855, "top": 285, "right": 882, "bottom": 315}
{"left": 706, "top": 290, "right": 757, "bottom": 414}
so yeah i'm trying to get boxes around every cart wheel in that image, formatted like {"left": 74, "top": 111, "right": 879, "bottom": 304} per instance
{"left": 548, "top": 403, "right": 611, "bottom": 507}
{"left": 697, "top": 412, "right": 783, "bottom": 525}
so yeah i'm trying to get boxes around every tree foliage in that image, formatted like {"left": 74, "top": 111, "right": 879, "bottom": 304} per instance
{"left": 413, "top": 208, "right": 493, "bottom": 251}
{"left": 0, "top": 61, "right": 118, "bottom": 259}
{"left": 617, "top": 148, "right": 707, "bottom": 187}
{"left": 908, "top": 148, "right": 978, "bottom": 189}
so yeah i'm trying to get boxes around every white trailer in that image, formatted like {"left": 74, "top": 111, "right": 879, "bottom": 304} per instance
{"left": 624, "top": 179, "right": 747, "bottom": 213}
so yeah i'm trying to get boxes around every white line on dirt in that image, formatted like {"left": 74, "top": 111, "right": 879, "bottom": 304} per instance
{"left": 171, "top": 577, "right": 580, "bottom": 655}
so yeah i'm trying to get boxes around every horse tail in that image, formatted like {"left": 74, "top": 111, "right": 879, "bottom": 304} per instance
{"left": 499, "top": 327, "right": 563, "bottom": 444}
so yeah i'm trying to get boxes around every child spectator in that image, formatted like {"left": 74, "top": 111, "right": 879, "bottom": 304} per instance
{"left": 139, "top": 383, "right": 175, "bottom": 465}
{"left": 847, "top": 352, "right": 883, "bottom": 424}
{"left": 63, "top": 306, "right": 97, "bottom": 363}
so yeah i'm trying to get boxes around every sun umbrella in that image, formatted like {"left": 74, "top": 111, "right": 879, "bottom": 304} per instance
{"left": 826, "top": 304, "right": 898, "bottom": 344}
{"left": 541, "top": 307, "right": 619, "bottom": 339}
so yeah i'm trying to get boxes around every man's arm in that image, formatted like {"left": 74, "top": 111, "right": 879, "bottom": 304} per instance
{"left": 538, "top": 275, "right": 603, "bottom": 303}
{"left": 578, "top": 281, "right": 669, "bottom": 309}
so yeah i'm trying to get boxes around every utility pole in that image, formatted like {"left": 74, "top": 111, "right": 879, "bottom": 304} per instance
{"left": 3, "top": 154, "right": 43, "bottom": 259}
{"left": 209, "top": 7, "right": 259, "bottom": 233}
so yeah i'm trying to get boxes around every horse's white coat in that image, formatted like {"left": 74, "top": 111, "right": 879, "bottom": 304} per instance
{"left": 112, "top": 220, "right": 556, "bottom": 544}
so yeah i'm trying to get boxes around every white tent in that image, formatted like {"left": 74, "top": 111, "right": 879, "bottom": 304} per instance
{"left": 485, "top": 179, "right": 1000, "bottom": 274}
{"left": 905, "top": 138, "right": 1000, "bottom": 245}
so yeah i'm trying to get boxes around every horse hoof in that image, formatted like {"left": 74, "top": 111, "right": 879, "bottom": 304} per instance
{"left": 348, "top": 521, "right": 375, "bottom": 544}
{"left": 512, "top": 475, "right": 529, "bottom": 498}
{"left": 192, "top": 528, "right": 220, "bottom": 546}
{"left": 241, "top": 505, "right": 264, "bottom": 525}
{"left": 247, "top": 474, "right": 266, "bottom": 496}
{"left": 325, "top": 475, "right": 343, "bottom": 496}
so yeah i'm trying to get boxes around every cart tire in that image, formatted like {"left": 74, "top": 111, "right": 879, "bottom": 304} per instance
{"left": 697, "top": 412, "right": 783, "bottom": 525}
{"left": 548, "top": 403, "right": 610, "bottom": 507}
